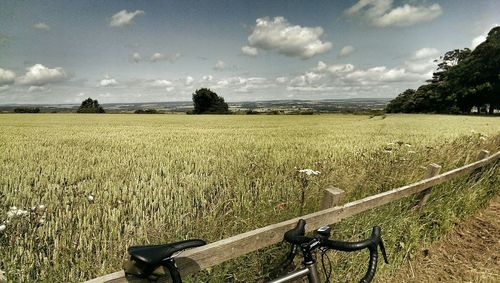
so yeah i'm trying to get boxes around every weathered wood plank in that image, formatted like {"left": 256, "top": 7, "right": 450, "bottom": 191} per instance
{"left": 414, "top": 163, "right": 442, "bottom": 209}
{"left": 477, "top": 150, "right": 490, "bottom": 161}
{"left": 85, "top": 150, "right": 500, "bottom": 283}
{"left": 320, "top": 187, "right": 345, "bottom": 209}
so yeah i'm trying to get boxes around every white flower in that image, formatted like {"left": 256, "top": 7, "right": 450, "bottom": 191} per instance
{"left": 88, "top": 195, "right": 94, "bottom": 202}
{"left": 298, "top": 169, "right": 321, "bottom": 175}
{"left": 404, "top": 144, "right": 412, "bottom": 148}
{"left": 479, "top": 136, "right": 487, "bottom": 141}
{"left": 7, "top": 207, "right": 28, "bottom": 218}
{"left": 0, "top": 224, "right": 6, "bottom": 232}
{"left": 408, "top": 150, "right": 416, "bottom": 154}
{"left": 0, "top": 269, "right": 6, "bottom": 282}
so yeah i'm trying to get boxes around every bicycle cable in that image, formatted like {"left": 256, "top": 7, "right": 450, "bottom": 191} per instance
{"left": 320, "top": 247, "right": 333, "bottom": 283}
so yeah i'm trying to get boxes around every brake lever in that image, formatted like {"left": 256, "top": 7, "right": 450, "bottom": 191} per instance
{"left": 378, "top": 238, "right": 389, "bottom": 264}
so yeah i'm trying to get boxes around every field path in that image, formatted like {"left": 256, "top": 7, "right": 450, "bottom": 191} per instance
{"left": 389, "top": 194, "right": 500, "bottom": 282}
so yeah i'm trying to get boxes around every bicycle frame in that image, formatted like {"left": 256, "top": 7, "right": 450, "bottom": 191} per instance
{"left": 268, "top": 263, "right": 320, "bottom": 283}
{"left": 267, "top": 246, "right": 321, "bottom": 283}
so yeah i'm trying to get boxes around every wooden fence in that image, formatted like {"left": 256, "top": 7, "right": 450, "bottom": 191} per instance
{"left": 86, "top": 149, "right": 499, "bottom": 283}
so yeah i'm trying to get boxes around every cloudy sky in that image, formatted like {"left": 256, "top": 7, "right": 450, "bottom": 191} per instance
{"left": 0, "top": 0, "right": 498, "bottom": 104}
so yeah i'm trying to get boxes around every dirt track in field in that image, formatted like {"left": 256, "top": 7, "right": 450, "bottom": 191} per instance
{"left": 389, "top": 194, "right": 500, "bottom": 282}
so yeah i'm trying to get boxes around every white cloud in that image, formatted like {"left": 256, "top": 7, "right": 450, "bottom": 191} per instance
{"left": 0, "top": 67, "right": 16, "bottom": 85}
{"left": 16, "top": 64, "right": 67, "bottom": 86}
{"left": 241, "top": 46, "right": 258, "bottom": 57}
{"left": 471, "top": 35, "right": 486, "bottom": 50}
{"left": 149, "top": 79, "right": 173, "bottom": 87}
{"left": 28, "top": 86, "right": 49, "bottom": 92}
{"left": 339, "top": 45, "right": 355, "bottom": 57}
{"left": 150, "top": 52, "right": 181, "bottom": 62}
{"left": 314, "top": 61, "right": 354, "bottom": 74}
{"left": 276, "top": 77, "right": 288, "bottom": 84}
{"left": 214, "top": 60, "right": 226, "bottom": 71}
{"left": 150, "top": 53, "right": 165, "bottom": 62}
{"left": 345, "top": 0, "right": 442, "bottom": 27}
{"left": 213, "top": 76, "right": 273, "bottom": 93}
{"left": 290, "top": 72, "right": 324, "bottom": 87}
{"left": 413, "top": 47, "right": 439, "bottom": 59}
{"left": 33, "top": 22, "right": 50, "bottom": 31}
{"left": 246, "top": 16, "right": 332, "bottom": 59}
{"left": 286, "top": 55, "right": 433, "bottom": 95}
{"left": 99, "top": 75, "right": 118, "bottom": 87}
{"left": 109, "top": 10, "right": 145, "bottom": 27}
{"left": 132, "top": 52, "right": 141, "bottom": 63}
{"left": 185, "top": 76, "right": 194, "bottom": 86}
{"left": 404, "top": 48, "right": 439, "bottom": 74}
{"left": 200, "top": 75, "right": 213, "bottom": 82}
{"left": 471, "top": 25, "right": 499, "bottom": 49}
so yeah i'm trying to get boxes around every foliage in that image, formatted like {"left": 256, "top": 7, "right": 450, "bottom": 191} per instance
{"left": 386, "top": 27, "right": 500, "bottom": 114}
{"left": 77, "top": 98, "right": 105, "bottom": 113}
{"left": 13, "top": 107, "right": 40, "bottom": 113}
{"left": 0, "top": 114, "right": 499, "bottom": 282}
{"left": 192, "top": 88, "right": 229, "bottom": 114}
{"left": 134, "top": 109, "right": 159, "bottom": 114}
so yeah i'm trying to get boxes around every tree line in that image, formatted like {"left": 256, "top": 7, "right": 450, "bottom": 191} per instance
{"left": 386, "top": 27, "right": 499, "bottom": 114}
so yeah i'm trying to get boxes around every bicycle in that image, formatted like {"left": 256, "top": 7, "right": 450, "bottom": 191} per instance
{"left": 125, "top": 219, "right": 388, "bottom": 283}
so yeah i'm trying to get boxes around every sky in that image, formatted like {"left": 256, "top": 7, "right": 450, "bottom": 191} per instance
{"left": 0, "top": 0, "right": 498, "bottom": 104}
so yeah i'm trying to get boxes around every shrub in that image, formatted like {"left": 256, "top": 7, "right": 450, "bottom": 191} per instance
{"left": 14, "top": 107, "right": 40, "bottom": 113}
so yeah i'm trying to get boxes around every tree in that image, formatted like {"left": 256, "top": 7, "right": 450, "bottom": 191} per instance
{"left": 385, "top": 89, "right": 415, "bottom": 113}
{"left": 192, "top": 88, "right": 229, "bottom": 114}
{"left": 77, "top": 98, "right": 105, "bottom": 113}
{"left": 386, "top": 26, "right": 499, "bottom": 114}
{"left": 14, "top": 107, "right": 40, "bottom": 113}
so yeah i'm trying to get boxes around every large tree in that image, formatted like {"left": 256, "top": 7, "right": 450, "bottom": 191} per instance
{"left": 192, "top": 88, "right": 229, "bottom": 114}
{"left": 386, "top": 27, "right": 499, "bottom": 114}
{"left": 77, "top": 98, "right": 105, "bottom": 113}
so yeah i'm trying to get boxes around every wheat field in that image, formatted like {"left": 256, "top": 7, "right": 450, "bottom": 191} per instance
{"left": 0, "top": 113, "right": 499, "bottom": 282}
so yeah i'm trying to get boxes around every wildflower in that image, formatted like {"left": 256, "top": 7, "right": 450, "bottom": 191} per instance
{"left": 88, "top": 195, "right": 94, "bottom": 202}
{"left": 7, "top": 207, "right": 28, "bottom": 218}
{"left": 479, "top": 136, "right": 486, "bottom": 141}
{"left": 276, "top": 203, "right": 286, "bottom": 209}
{"left": 0, "top": 224, "right": 6, "bottom": 232}
{"left": 408, "top": 150, "right": 416, "bottom": 154}
{"left": 404, "top": 144, "right": 412, "bottom": 148}
{"left": 0, "top": 269, "right": 6, "bottom": 281}
{"left": 298, "top": 169, "right": 320, "bottom": 175}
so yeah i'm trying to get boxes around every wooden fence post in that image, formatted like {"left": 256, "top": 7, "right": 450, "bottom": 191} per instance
{"left": 414, "top": 163, "right": 442, "bottom": 209}
{"left": 476, "top": 150, "right": 490, "bottom": 161}
{"left": 320, "top": 187, "right": 345, "bottom": 209}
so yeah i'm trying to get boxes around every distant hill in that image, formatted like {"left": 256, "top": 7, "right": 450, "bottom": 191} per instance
{"left": 0, "top": 98, "right": 390, "bottom": 114}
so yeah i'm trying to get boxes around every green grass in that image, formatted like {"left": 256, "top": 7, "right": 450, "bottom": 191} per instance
{"left": 0, "top": 113, "right": 498, "bottom": 282}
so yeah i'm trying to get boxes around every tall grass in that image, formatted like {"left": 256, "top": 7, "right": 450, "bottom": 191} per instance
{"left": 0, "top": 114, "right": 498, "bottom": 282}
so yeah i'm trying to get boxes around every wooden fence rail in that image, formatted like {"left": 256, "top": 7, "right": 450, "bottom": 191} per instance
{"left": 86, "top": 150, "right": 499, "bottom": 283}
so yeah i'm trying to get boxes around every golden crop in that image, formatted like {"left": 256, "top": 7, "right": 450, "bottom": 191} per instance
{"left": 0, "top": 114, "right": 498, "bottom": 282}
